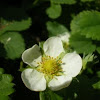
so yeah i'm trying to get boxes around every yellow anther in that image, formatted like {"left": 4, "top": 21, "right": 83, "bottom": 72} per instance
{"left": 37, "top": 55, "right": 63, "bottom": 78}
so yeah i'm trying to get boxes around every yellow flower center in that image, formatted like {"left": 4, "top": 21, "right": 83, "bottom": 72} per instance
{"left": 37, "top": 55, "right": 63, "bottom": 78}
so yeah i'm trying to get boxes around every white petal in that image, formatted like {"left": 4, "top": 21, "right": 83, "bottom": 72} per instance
{"left": 58, "top": 32, "right": 70, "bottom": 44}
{"left": 43, "top": 37, "right": 64, "bottom": 58}
{"left": 62, "top": 52, "right": 82, "bottom": 77}
{"left": 22, "top": 44, "right": 42, "bottom": 67}
{"left": 21, "top": 69, "right": 46, "bottom": 91}
{"left": 48, "top": 75, "right": 72, "bottom": 91}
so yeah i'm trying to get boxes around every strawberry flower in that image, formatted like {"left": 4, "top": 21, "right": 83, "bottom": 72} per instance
{"left": 21, "top": 37, "right": 82, "bottom": 91}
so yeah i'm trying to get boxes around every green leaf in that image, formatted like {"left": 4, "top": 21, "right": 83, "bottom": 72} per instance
{"left": 82, "top": 53, "right": 95, "bottom": 70}
{"left": 81, "top": 0, "right": 94, "bottom": 2}
{"left": 46, "top": 21, "right": 68, "bottom": 37}
{"left": 0, "top": 17, "right": 31, "bottom": 35}
{"left": 0, "top": 32, "right": 25, "bottom": 59}
{"left": 96, "top": 46, "right": 100, "bottom": 54}
{"left": 71, "top": 11, "right": 100, "bottom": 40}
{"left": 0, "top": 75, "right": 14, "bottom": 96}
{"left": 0, "top": 95, "right": 9, "bottom": 100}
{"left": 0, "top": 68, "right": 4, "bottom": 75}
{"left": 50, "top": 0, "right": 76, "bottom": 4}
{"left": 69, "top": 34, "right": 96, "bottom": 54}
{"left": 0, "top": 7, "right": 32, "bottom": 35}
{"left": 46, "top": 4, "right": 62, "bottom": 19}
{"left": 40, "top": 89, "right": 63, "bottom": 100}
{"left": 0, "top": 68, "right": 14, "bottom": 98}
{"left": 96, "top": 71, "right": 100, "bottom": 78}
{"left": 93, "top": 81, "right": 100, "bottom": 89}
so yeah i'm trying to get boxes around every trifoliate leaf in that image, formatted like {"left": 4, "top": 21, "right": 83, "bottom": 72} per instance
{"left": 0, "top": 17, "right": 31, "bottom": 35}
{"left": 81, "top": 0, "right": 94, "bottom": 2}
{"left": 71, "top": 11, "right": 100, "bottom": 40}
{"left": 46, "top": 4, "right": 62, "bottom": 19}
{"left": 46, "top": 21, "right": 68, "bottom": 37}
{"left": 50, "top": 0, "right": 76, "bottom": 4}
{"left": 0, "top": 32, "right": 25, "bottom": 59}
{"left": 69, "top": 34, "right": 96, "bottom": 54}
{"left": 0, "top": 68, "right": 14, "bottom": 98}
{"left": 40, "top": 89, "right": 63, "bottom": 100}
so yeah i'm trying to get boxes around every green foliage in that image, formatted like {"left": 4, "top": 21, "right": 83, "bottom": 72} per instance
{"left": 0, "top": 95, "right": 9, "bottom": 100}
{"left": 0, "top": 0, "right": 100, "bottom": 99}
{"left": 82, "top": 53, "right": 95, "bottom": 71}
{"left": 70, "top": 11, "right": 100, "bottom": 54}
{"left": 96, "top": 71, "right": 100, "bottom": 78}
{"left": 46, "top": 4, "right": 62, "bottom": 19}
{"left": 0, "top": 68, "right": 14, "bottom": 99}
{"left": 96, "top": 46, "right": 100, "bottom": 54}
{"left": 50, "top": 0, "right": 76, "bottom": 4}
{"left": 0, "top": 17, "right": 31, "bottom": 36}
{"left": 93, "top": 81, "right": 100, "bottom": 89}
{"left": 81, "top": 0, "right": 94, "bottom": 2}
{"left": 0, "top": 32, "right": 25, "bottom": 59}
{"left": 69, "top": 34, "right": 96, "bottom": 54}
{"left": 46, "top": 21, "right": 68, "bottom": 37}
{"left": 40, "top": 89, "right": 63, "bottom": 100}
{"left": 0, "top": 7, "right": 31, "bottom": 59}
{"left": 0, "top": 7, "right": 32, "bottom": 36}
{"left": 71, "top": 11, "right": 100, "bottom": 40}
{"left": 0, "top": 68, "right": 4, "bottom": 75}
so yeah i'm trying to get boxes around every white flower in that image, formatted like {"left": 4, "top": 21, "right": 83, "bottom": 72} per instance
{"left": 58, "top": 32, "right": 70, "bottom": 44}
{"left": 58, "top": 32, "right": 70, "bottom": 50}
{"left": 21, "top": 37, "right": 82, "bottom": 91}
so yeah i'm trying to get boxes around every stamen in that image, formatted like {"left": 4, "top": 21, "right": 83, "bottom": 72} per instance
{"left": 37, "top": 55, "right": 63, "bottom": 79}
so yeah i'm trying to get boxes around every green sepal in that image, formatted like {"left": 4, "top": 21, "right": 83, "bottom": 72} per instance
{"left": 40, "top": 89, "right": 63, "bottom": 100}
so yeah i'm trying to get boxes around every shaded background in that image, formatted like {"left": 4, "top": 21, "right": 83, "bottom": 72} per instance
{"left": 0, "top": 0, "right": 100, "bottom": 100}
